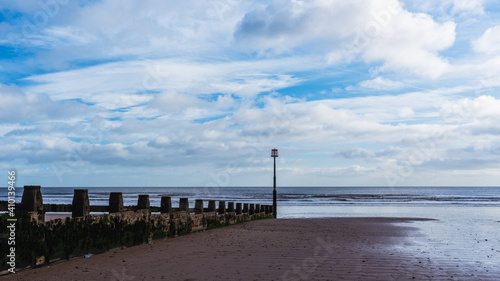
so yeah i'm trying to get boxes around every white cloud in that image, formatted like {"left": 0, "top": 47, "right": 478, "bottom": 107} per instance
{"left": 451, "top": 0, "right": 484, "bottom": 14}
{"left": 0, "top": 84, "right": 92, "bottom": 123}
{"left": 472, "top": 26, "right": 500, "bottom": 55}
{"left": 4, "top": 0, "right": 248, "bottom": 61}
{"left": 43, "top": 26, "right": 97, "bottom": 46}
{"left": 24, "top": 57, "right": 318, "bottom": 109}
{"left": 359, "top": 77, "right": 404, "bottom": 90}
{"left": 4, "top": 91, "right": 500, "bottom": 186}
{"left": 355, "top": 10, "right": 455, "bottom": 79}
{"left": 334, "top": 147, "right": 376, "bottom": 159}
{"left": 398, "top": 106, "right": 415, "bottom": 118}
{"left": 235, "top": 0, "right": 455, "bottom": 78}
{"left": 441, "top": 95, "right": 500, "bottom": 121}
{"left": 151, "top": 91, "right": 205, "bottom": 113}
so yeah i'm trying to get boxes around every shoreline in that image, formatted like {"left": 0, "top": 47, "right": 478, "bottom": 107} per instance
{"left": 5, "top": 216, "right": 498, "bottom": 280}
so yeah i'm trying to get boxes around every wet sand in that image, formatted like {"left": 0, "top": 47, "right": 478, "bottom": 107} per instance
{"left": 4, "top": 217, "right": 499, "bottom": 280}
{"left": 44, "top": 213, "right": 72, "bottom": 221}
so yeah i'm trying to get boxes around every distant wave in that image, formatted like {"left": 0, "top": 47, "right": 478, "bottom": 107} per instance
{"left": 4, "top": 186, "right": 500, "bottom": 207}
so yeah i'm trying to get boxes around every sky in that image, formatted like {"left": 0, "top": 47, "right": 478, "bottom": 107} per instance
{"left": 1, "top": 0, "right": 500, "bottom": 187}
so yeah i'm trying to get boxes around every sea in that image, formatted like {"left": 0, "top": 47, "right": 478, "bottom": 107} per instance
{"left": 4, "top": 186, "right": 499, "bottom": 219}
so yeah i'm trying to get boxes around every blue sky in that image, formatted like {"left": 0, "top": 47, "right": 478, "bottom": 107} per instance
{"left": 1, "top": 0, "right": 500, "bottom": 187}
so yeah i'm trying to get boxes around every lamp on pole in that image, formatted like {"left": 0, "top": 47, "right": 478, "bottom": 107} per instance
{"left": 271, "top": 148, "right": 278, "bottom": 219}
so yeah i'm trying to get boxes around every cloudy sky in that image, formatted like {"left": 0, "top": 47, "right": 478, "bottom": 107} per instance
{"left": 1, "top": 0, "right": 500, "bottom": 187}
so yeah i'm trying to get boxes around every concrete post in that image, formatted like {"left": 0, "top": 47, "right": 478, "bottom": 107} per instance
{"left": 137, "top": 195, "right": 150, "bottom": 210}
{"left": 160, "top": 196, "right": 172, "bottom": 213}
{"left": 21, "top": 185, "right": 43, "bottom": 212}
{"left": 195, "top": 199, "right": 204, "bottom": 214}
{"left": 249, "top": 204, "right": 255, "bottom": 215}
{"left": 236, "top": 203, "right": 242, "bottom": 214}
{"left": 218, "top": 201, "right": 226, "bottom": 214}
{"left": 243, "top": 203, "right": 249, "bottom": 213}
{"left": 109, "top": 192, "right": 124, "bottom": 213}
{"left": 227, "top": 202, "right": 234, "bottom": 213}
{"left": 179, "top": 198, "right": 189, "bottom": 212}
{"left": 72, "top": 189, "right": 90, "bottom": 218}
{"left": 208, "top": 200, "right": 216, "bottom": 212}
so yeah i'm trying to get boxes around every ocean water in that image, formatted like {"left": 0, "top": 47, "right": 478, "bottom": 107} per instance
{"left": 3, "top": 186, "right": 500, "bottom": 219}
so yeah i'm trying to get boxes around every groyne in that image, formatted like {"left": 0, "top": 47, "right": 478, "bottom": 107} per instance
{"left": 0, "top": 186, "right": 273, "bottom": 269}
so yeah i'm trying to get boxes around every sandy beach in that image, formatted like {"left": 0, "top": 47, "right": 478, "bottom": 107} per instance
{"left": 44, "top": 213, "right": 72, "bottom": 221}
{"left": 3, "top": 217, "right": 499, "bottom": 280}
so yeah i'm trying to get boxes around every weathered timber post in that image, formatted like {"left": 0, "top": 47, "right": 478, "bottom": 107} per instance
{"left": 161, "top": 196, "right": 172, "bottom": 213}
{"left": 72, "top": 189, "right": 90, "bottom": 218}
{"left": 21, "top": 185, "right": 43, "bottom": 213}
{"left": 195, "top": 199, "right": 204, "bottom": 214}
{"left": 236, "top": 203, "right": 242, "bottom": 214}
{"left": 243, "top": 203, "right": 249, "bottom": 213}
{"left": 179, "top": 198, "right": 189, "bottom": 212}
{"left": 260, "top": 205, "right": 265, "bottom": 213}
{"left": 137, "top": 195, "right": 150, "bottom": 210}
{"left": 249, "top": 204, "right": 255, "bottom": 215}
{"left": 208, "top": 200, "right": 216, "bottom": 212}
{"left": 227, "top": 202, "right": 235, "bottom": 213}
{"left": 109, "top": 192, "right": 124, "bottom": 213}
{"left": 256, "top": 204, "right": 260, "bottom": 213}
{"left": 218, "top": 201, "right": 226, "bottom": 214}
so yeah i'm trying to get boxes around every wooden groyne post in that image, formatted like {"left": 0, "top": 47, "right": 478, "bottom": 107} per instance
{"left": 218, "top": 201, "right": 226, "bottom": 214}
{"left": 20, "top": 185, "right": 43, "bottom": 213}
{"left": 160, "top": 196, "right": 171, "bottom": 213}
{"left": 109, "top": 192, "right": 124, "bottom": 213}
{"left": 72, "top": 189, "right": 89, "bottom": 218}
{"left": 137, "top": 195, "right": 150, "bottom": 210}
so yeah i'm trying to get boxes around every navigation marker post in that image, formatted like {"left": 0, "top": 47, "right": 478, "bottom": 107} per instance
{"left": 271, "top": 148, "right": 278, "bottom": 219}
